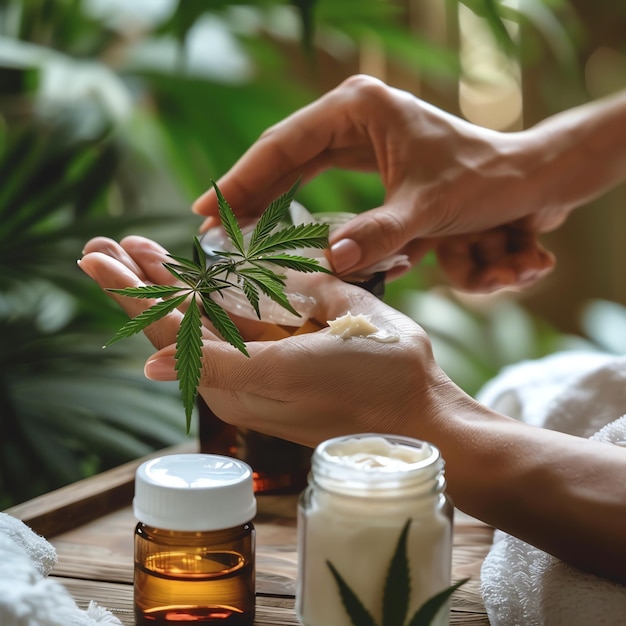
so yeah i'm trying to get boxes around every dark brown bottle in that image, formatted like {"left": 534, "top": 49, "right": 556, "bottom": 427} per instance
{"left": 133, "top": 454, "right": 256, "bottom": 624}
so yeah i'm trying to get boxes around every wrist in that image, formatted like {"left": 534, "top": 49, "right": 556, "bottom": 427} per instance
{"left": 523, "top": 90, "right": 626, "bottom": 214}
{"left": 402, "top": 384, "right": 522, "bottom": 514}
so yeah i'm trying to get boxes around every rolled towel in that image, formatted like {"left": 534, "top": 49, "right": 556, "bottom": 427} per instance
{"left": 0, "top": 512, "right": 58, "bottom": 577}
{"left": 0, "top": 513, "right": 122, "bottom": 626}
{"left": 478, "top": 353, "right": 626, "bottom": 626}
{"left": 476, "top": 351, "right": 625, "bottom": 436}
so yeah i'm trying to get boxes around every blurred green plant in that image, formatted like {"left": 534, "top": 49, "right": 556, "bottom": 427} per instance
{"left": 0, "top": 105, "right": 193, "bottom": 507}
{"left": 389, "top": 286, "right": 597, "bottom": 396}
{"left": 0, "top": 0, "right": 594, "bottom": 506}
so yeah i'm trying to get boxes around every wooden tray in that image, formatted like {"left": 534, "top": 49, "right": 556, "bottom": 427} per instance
{"left": 6, "top": 442, "right": 493, "bottom": 625}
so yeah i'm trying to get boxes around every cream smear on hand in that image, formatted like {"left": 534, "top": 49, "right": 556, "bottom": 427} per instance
{"left": 327, "top": 312, "right": 400, "bottom": 343}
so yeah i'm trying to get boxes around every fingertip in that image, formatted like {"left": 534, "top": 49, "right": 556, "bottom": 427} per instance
{"left": 144, "top": 354, "right": 177, "bottom": 381}
{"left": 192, "top": 193, "right": 211, "bottom": 215}
{"left": 329, "top": 238, "right": 362, "bottom": 275}
{"left": 76, "top": 257, "right": 91, "bottom": 278}
{"left": 193, "top": 181, "right": 225, "bottom": 215}
{"left": 199, "top": 215, "right": 218, "bottom": 233}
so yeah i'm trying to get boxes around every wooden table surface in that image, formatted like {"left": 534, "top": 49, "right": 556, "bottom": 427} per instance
{"left": 6, "top": 443, "right": 493, "bottom": 625}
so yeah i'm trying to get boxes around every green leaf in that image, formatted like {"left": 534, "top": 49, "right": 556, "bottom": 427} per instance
{"left": 175, "top": 297, "right": 203, "bottom": 433}
{"left": 165, "top": 252, "right": 204, "bottom": 273}
{"left": 238, "top": 266, "right": 300, "bottom": 318}
{"left": 327, "top": 560, "right": 378, "bottom": 626}
{"left": 383, "top": 519, "right": 411, "bottom": 626}
{"left": 193, "top": 235, "right": 210, "bottom": 268}
{"left": 199, "top": 293, "right": 249, "bottom": 357}
{"left": 239, "top": 275, "right": 262, "bottom": 319}
{"left": 102, "top": 181, "right": 329, "bottom": 430}
{"left": 238, "top": 265, "right": 287, "bottom": 288}
{"left": 250, "top": 222, "right": 330, "bottom": 255}
{"left": 106, "top": 285, "right": 186, "bottom": 299}
{"left": 407, "top": 578, "right": 470, "bottom": 626}
{"left": 248, "top": 177, "right": 301, "bottom": 252}
{"left": 327, "top": 517, "right": 469, "bottom": 626}
{"left": 104, "top": 294, "right": 189, "bottom": 346}
{"left": 464, "top": 0, "right": 517, "bottom": 58}
{"left": 212, "top": 180, "right": 245, "bottom": 255}
{"left": 162, "top": 264, "right": 204, "bottom": 290}
{"left": 256, "top": 253, "right": 332, "bottom": 274}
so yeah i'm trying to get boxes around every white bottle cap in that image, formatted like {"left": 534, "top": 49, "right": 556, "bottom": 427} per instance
{"left": 133, "top": 453, "right": 257, "bottom": 531}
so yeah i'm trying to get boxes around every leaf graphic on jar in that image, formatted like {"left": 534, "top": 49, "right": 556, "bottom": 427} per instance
{"left": 326, "top": 518, "right": 469, "bottom": 626}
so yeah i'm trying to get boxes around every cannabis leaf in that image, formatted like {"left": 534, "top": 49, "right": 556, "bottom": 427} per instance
{"left": 104, "top": 178, "right": 331, "bottom": 432}
{"left": 327, "top": 561, "right": 379, "bottom": 626}
{"left": 327, "top": 519, "right": 469, "bottom": 626}
{"left": 383, "top": 519, "right": 411, "bottom": 626}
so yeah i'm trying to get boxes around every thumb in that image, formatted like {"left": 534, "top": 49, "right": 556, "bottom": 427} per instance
{"left": 328, "top": 202, "right": 423, "bottom": 276}
{"left": 144, "top": 339, "right": 265, "bottom": 391}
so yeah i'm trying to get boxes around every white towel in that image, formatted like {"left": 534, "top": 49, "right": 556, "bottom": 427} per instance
{"left": 0, "top": 512, "right": 122, "bottom": 626}
{"left": 477, "top": 351, "right": 626, "bottom": 626}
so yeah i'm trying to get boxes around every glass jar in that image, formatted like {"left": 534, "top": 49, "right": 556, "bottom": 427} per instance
{"left": 133, "top": 453, "right": 256, "bottom": 625}
{"left": 297, "top": 434, "right": 453, "bottom": 626}
{"left": 196, "top": 209, "right": 386, "bottom": 494}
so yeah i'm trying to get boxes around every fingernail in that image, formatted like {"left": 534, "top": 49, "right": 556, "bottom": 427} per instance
{"left": 330, "top": 238, "right": 361, "bottom": 274}
{"left": 77, "top": 258, "right": 95, "bottom": 280}
{"left": 191, "top": 197, "right": 206, "bottom": 214}
{"left": 145, "top": 356, "right": 177, "bottom": 381}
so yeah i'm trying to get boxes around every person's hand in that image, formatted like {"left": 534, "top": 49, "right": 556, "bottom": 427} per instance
{"left": 432, "top": 218, "right": 555, "bottom": 292}
{"left": 192, "top": 74, "right": 562, "bottom": 292}
{"left": 79, "top": 234, "right": 459, "bottom": 448}
{"left": 79, "top": 235, "right": 306, "bottom": 345}
{"left": 80, "top": 235, "right": 194, "bottom": 349}
{"left": 149, "top": 288, "right": 455, "bottom": 449}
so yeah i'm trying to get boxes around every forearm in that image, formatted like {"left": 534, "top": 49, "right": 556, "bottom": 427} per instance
{"left": 415, "top": 388, "right": 626, "bottom": 583}
{"left": 525, "top": 89, "right": 626, "bottom": 215}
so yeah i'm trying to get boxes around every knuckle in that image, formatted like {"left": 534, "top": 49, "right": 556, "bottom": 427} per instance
{"left": 334, "top": 74, "right": 393, "bottom": 113}
{"left": 366, "top": 210, "right": 407, "bottom": 256}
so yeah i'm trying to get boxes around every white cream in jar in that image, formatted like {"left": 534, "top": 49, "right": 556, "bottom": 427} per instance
{"left": 297, "top": 434, "right": 453, "bottom": 626}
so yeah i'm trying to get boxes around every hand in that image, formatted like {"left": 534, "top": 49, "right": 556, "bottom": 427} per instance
{"left": 79, "top": 235, "right": 458, "bottom": 448}
{"left": 80, "top": 236, "right": 194, "bottom": 349}
{"left": 149, "top": 291, "right": 456, "bottom": 448}
{"left": 192, "top": 74, "right": 563, "bottom": 292}
{"left": 80, "top": 235, "right": 312, "bottom": 344}
{"left": 432, "top": 219, "right": 555, "bottom": 292}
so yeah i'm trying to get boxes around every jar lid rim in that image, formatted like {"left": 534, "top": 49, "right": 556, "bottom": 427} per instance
{"left": 312, "top": 434, "right": 443, "bottom": 486}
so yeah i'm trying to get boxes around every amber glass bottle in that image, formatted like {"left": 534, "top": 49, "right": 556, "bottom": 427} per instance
{"left": 133, "top": 453, "right": 256, "bottom": 625}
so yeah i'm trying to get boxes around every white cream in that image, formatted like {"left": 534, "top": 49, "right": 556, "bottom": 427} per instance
{"left": 327, "top": 312, "right": 400, "bottom": 343}
{"left": 327, "top": 435, "right": 432, "bottom": 470}
{"left": 297, "top": 435, "right": 453, "bottom": 626}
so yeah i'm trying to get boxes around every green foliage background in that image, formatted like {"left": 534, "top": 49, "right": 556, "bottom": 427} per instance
{"left": 1, "top": 0, "right": 624, "bottom": 506}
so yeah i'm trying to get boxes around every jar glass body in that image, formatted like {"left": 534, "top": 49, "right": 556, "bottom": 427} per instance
{"left": 134, "top": 522, "right": 255, "bottom": 625}
{"left": 296, "top": 435, "right": 453, "bottom": 626}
